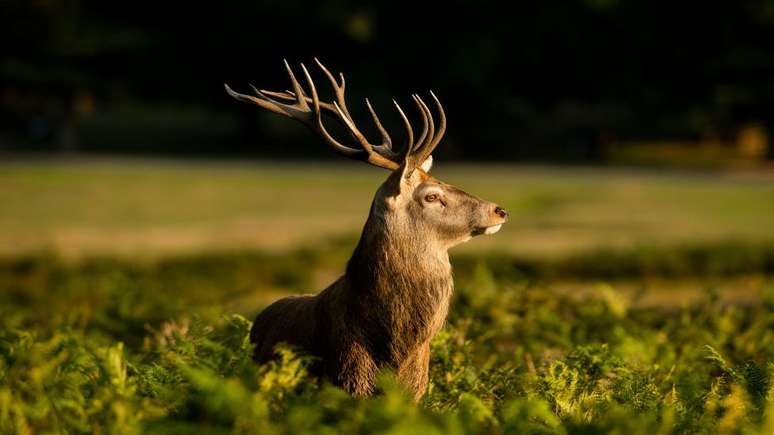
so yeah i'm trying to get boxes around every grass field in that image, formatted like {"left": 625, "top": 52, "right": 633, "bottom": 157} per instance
{"left": 2, "top": 157, "right": 774, "bottom": 258}
{"left": 1, "top": 157, "right": 773, "bottom": 433}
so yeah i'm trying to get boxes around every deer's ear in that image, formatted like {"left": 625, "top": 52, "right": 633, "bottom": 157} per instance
{"left": 399, "top": 153, "right": 431, "bottom": 180}
{"left": 420, "top": 155, "right": 433, "bottom": 172}
{"left": 382, "top": 161, "right": 417, "bottom": 201}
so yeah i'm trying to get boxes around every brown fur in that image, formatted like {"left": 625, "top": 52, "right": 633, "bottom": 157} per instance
{"left": 250, "top": 165, "right": 507, "bottom": 400}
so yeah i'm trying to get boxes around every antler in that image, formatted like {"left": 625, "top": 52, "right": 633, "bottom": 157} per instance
{"left": 224, "top": 59, "right": 446, "bottom": 172}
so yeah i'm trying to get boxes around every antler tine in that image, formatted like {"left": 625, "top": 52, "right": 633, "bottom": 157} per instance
{"left": 264, "top": 89, "right": 342, "bottom": 115}
{"left": 282, "top": 59, "right": 309, "bottom": 111}
{"left": 224, "top": 83, "right": 299, "bottom": 119}
{"left": 314, "top": 58, "right": 352, "bottom": 119}
{"left": 259, "top": 89, "right": 299, "bottom": 101}
{"left": 299, "top": 63, "right": 319, "bottom": 112}
{"left": 414, "top": 95, "right": 435, "bottom": 158}
{"left": 300, "top": 62, "right": 366, "bottom": 159}
{"left": 365, "top": 98, "right": 394, "bottom": 153}
{"left": 296, "top": 63, "right": 320, "bottom": 114}
{"left": 393, "top": 99, "right": 414, "bottom": 157}
{"left": 428, "top": 91, "right": 447, "bottom": 152}
{"left": 411, "top": 95, "right": 430, "bottom": 152}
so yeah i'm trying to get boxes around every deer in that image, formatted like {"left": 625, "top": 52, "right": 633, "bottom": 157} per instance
{"left": 225, "top": 59, "right": 508, "bottom": 400}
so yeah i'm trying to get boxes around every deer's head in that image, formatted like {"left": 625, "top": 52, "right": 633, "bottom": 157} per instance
{"left": 375, "top": 158, "right": 508, "bottom": 249}
{"left": 226, "top": 59, "right": 507, "bottom": 250}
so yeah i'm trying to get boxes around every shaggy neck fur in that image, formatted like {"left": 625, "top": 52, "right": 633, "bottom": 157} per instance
{"left": 344, "top": 202, "right": 454, "bottom": 366}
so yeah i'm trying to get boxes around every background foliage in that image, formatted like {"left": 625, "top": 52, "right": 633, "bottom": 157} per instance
{"left": 2, "top": 0, "right": 774, "bottom": 161}
{"left": 1, "top": 250, "right": 773, "bottom": 434}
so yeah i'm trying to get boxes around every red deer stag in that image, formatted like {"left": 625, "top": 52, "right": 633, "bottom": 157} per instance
{"left": 225, "top": 59, "right": 508, "bottom": 400}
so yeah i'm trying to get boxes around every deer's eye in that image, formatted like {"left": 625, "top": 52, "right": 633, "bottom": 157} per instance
{"left": 424, "top": 193, "right": 439, "bottom": 203}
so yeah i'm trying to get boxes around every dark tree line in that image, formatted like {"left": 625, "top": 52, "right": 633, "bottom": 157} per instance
{"left": 2, "top": 0, "right": 774, "bottom": 160}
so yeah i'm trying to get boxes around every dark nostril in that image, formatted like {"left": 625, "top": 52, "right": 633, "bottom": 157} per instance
{"left": 494, "top": 206, "right": 508, "bottom": 219}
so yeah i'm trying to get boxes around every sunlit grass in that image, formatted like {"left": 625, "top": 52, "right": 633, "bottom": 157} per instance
{"left": 1, "top": 157, "right": 774, "bottom": 258}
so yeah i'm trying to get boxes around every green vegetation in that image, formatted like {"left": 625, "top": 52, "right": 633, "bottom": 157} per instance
{"left": 1, "top": 251, "right": 773, "bottom": 434}
{"left": 2, "top": 159, "right": 773, "bottom": 433}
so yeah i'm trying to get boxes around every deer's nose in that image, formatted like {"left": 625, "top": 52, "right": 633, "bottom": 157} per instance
{"left": 494, "top": 206, "right": 508, "bottom": 219}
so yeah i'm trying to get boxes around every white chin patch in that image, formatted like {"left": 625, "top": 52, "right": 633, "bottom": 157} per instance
{"left": 484, "top": 224, "right": 502, "bottom": 235}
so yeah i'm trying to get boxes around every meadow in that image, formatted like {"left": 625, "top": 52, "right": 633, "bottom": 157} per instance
{"left": 1, "top": 158, "right": 773, "bottom": 434}
{"left": 3, "top": 157, "right": 774, "bottom": 258}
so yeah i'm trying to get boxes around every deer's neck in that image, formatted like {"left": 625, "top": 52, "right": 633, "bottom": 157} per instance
{"left": 344, "top": 213, "right": 453, "bottom": 362}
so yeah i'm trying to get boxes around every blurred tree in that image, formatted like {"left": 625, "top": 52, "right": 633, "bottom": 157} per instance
{"left": 1, "top": 0, "right": 773, "bottom": 160}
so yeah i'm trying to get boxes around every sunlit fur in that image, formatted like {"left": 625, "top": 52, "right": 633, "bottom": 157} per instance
{"left": 250, "top": 164, "right": 507, "bottom": 400}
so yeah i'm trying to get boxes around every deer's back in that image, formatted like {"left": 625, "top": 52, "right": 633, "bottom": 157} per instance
{"left": 250, "top": 294, "right": 319, "bottom": 362}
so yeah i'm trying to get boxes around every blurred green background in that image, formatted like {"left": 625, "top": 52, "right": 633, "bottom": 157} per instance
{"left": 2, "top": 0, "right": 774, "bottom": 164}
{"left": 2, "top": 158, "right": 774, "bottom": 259}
